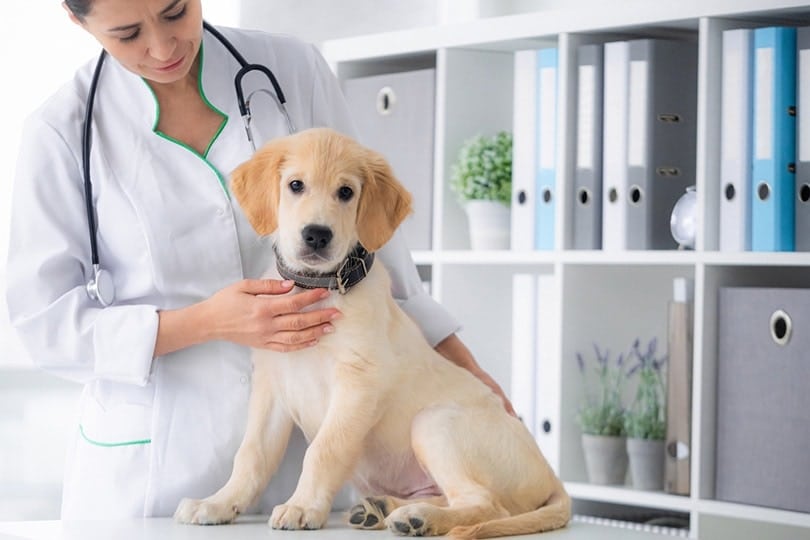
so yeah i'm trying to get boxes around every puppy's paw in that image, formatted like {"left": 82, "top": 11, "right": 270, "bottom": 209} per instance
{"left": 348, "top": 496, "right": 391, "bottom": 529}
{"left": 270, "top": 503, "right": 328, "bottom": 530}
{"left": 386, "top": 504, "right": 436, "bottom": 537}
{"left": 174, "top": 497, "right": 238, "bottom": 525}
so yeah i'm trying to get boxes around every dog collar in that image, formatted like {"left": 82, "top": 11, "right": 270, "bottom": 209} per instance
{"left": 274, "top": 243, "right": 375, "bottom": 295}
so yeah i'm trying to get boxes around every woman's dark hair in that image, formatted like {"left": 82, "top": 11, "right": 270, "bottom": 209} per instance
{"left": 64, "top": 0, "right": 93, "bottom": 20}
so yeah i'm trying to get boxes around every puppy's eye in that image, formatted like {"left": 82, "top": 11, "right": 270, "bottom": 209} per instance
{"left": 337, "top": 185, "right": 354, "bottom": 201}
{"left": 289, "top": 180, "right": 304, "bottom": 193}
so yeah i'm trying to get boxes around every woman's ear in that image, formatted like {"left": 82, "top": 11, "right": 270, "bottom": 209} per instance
{"left": 230, "top": 141, "right": 287, "bottom": 236}
{"left": 356, "top": 148, "right": 413, "bottom": 252}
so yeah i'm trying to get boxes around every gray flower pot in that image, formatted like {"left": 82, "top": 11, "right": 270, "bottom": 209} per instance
{"left": 627, "top": 438, "right": 665, "bottom": 490}
{"left": 581, "top": 434, "right": 628, "bottom": 485}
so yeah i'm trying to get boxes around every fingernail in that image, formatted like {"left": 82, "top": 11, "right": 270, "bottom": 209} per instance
{"left": 320, "top": 289, "right": 330, "bottom": 299}
{"left": 323, "top": 324, "right": 335, "bottom": 334}
{"left": 330, "top": 312, "right": 342, "bottom": 320}
{"left": 282, "top": 280, "right": 295, "bottom": 287}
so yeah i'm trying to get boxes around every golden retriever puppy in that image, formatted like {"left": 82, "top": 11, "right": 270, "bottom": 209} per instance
{"left": 174, "top": 128, "right": 571, "bottom": 538}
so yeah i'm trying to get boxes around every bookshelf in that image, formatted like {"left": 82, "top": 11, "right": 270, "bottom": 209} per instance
{"left": 323, "top": 0, "right": 810, "bottom": 538}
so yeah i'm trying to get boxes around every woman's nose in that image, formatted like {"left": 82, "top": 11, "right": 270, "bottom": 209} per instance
{"left": 148, "top": 32, "right": 177, "bottom": 61}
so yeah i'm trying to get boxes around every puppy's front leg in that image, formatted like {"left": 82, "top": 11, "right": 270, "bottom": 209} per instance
{"left": 270, "top": 367, "right": 379, "bottom": 530}
{"left": 175, "top": 364, "right": 294, "bottom": 525}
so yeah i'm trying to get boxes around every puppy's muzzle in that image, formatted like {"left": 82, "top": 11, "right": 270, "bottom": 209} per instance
{"left": 302, "top": 225, "right": 333, "bottom": 251}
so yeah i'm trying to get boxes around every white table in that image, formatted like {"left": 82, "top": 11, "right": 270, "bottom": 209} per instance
{"left": 0, "top": 513, "right": 686, "bottom": 540}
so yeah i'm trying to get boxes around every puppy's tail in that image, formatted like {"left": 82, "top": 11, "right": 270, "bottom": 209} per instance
{"left": 448, "top": 484, "right": 571, "bottom": 540}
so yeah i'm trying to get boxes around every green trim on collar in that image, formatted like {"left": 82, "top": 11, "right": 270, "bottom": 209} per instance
{"left": 79, "top": 425, "right": 151, "bottom": 448}
{"left": 142, "top": 41, "right": 231, "bottom": 197}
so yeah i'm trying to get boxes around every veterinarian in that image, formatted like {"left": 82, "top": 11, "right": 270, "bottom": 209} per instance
{"left": 5, "top": 0, "right": 514, "bottom": 520}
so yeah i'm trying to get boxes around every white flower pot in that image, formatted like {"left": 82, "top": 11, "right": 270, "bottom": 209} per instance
{"left": 627, "top": 438, "right": 665, "bottom": 491}
{"left": 581, "top": 434, "right": 628, "bottom": 485}
{"left": 464, "top": 200, "right": 510, "bottom": 250}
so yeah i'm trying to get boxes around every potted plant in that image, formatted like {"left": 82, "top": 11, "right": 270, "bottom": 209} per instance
{"left": 624, "top": 337, "right": 668, "bottom": 490}
{"left": 575, "top": 343, "right": 629, "bottom": 485}
{"left": 449, "top": 131, "right": 512, "bottom": 249}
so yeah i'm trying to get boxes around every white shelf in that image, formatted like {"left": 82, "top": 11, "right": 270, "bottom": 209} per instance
{"left": 566, "top": 482, "right": 694, "bottom": 514}
{"left": 323, "top": 0, "right": 810, "bottom": 62}
{"left": 325, "top": 2, "right": 810, "bottom": 537}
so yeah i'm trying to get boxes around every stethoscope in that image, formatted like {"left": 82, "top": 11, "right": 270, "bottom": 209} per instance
{"left": 83, "top": 21, "right": 296, "bottom": 307}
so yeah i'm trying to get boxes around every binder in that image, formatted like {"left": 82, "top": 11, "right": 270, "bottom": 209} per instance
{"left": 535, "top": 48, "right": 558, "bottom": 251}
{"left": 534, "top": 273, "right": 560, "bottom": 473}
{"left": 717, "top": 287, "right": 810, "bottom": 513}
{"left": 751, "top": 27, "right": 797, "bottom": 252}
{"left": 341, "top": 69, "right": 436, "bottom": 250}
{"left": 665, "top": 278, "right": 693, "bottom": 496}
{"left": 572, "top": 43, "right": 604, "bottom": 250}
{"left": 719, "top": 29, "right": 754, "bottom": 252}
{"left": 510, "top": 274, "right": 537, "bottom": 434}
{"left": 625, "top": 39, "right": 698, "bottom": 250}
{"left": 797, "top": 27, "right": 810, "bottom": 251}
{"left": 601, "top": 40, "right": 630, "bottom": 251}
{"left": 511, "top": 50, "right": 538, "bottom": 251}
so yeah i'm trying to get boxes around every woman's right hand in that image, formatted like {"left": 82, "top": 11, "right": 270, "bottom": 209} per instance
{"left": 154, "top": 279, "right": 341, "bottom": 357}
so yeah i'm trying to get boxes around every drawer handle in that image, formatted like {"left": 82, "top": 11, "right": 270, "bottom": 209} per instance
{"left": 770, "top": 309, "right": 792, "bottom": 346}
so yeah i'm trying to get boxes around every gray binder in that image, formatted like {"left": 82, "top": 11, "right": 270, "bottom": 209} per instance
{"left": 716, "top": 287, "right": 810, "bottom": 513}
{"left": 572, "top": 43, "right": 604, "bottom": 250}
{"left": 797, "top": 28, "right": 810, "bottom": 251}
{"left": 625, "top": 39, "right": 697, "bottom": 250}
{"left": 342, "top": 69, "right": 436, "bottom": 250}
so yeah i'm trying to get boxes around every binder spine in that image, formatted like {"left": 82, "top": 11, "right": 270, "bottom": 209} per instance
{"left": 511, "top": 50, "right": 539, "bottom": 251}
{"left": 573, "top": 44, "right": 604, "bottom": 250}
{"left": 797, "top": 27, "right": 810, "bottom": 251}
{"left": 602, "top": 41, "right": 630, "bottom": 251}
{"left": 534, "top": 48, "right": 558, "bottom": 251}
{"left": 751, "top": 27, "right": 797, "bottom": 252}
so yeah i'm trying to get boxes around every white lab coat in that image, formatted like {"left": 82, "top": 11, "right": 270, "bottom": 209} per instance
{"left": 6, "top": 26, "right": 458, "bottom": 519}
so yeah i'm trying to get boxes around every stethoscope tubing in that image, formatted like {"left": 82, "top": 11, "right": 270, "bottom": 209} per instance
{"left": 82, "top": 21, "right": 294, "bottom": 306}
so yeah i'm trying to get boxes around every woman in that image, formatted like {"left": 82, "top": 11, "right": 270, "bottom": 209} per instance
{"left": 6, "top": 0, "right": 513, "bottom": 519}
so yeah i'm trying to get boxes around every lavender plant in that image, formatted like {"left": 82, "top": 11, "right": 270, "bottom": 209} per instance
{"left": 624, "top": 338, "right": 667, "bottom": 440}
{"left": 575, "top": 344, "right": 628, "bottom": 437}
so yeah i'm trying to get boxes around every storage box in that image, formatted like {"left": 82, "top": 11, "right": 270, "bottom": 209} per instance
{"left": 716, "top": 287, "right": 810, "bottom": 513}
{"left": 342, "top": 69, "right": 436, "bottom": 250}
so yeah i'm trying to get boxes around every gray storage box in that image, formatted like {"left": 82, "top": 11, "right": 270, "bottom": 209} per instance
{"left": 716, "top": 287, "right": 810, "bottom": 513}
{"left": 342, "top": 69, "right": 436, "bottom": 250}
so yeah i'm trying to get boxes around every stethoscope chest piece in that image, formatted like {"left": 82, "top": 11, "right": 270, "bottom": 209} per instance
{"left": 86, "top": 264, "right": 115, "bottom": 307}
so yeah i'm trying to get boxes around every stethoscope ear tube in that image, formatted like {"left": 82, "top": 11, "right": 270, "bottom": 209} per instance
{"left": 83, "top": 49, "right": 107, "bottom": 267}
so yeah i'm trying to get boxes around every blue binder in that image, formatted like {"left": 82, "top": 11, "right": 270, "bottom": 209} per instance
{"left": 534, "top": 48, "right": 557, "bottom": 250}
{"left": 751, "top": 27, "right": 797, "bottom": 252}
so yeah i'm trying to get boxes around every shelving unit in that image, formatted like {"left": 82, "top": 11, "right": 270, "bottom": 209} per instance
{"left": 323, "top": 1, "right": 810, "bottom": 538}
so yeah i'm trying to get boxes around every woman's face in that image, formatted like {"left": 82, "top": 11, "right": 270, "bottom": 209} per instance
{"left": 67, "top": 0, "right": 204, "bottom": 86}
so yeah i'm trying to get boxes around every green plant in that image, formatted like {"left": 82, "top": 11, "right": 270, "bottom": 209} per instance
{"left": 449, "top": 131, "right": 512, "bottom": 205}
{"left": 575, "top": 344, "right": 628, "bottom": 437}
{"left": 624, "top": 338, "right": 667, "bottom": 440}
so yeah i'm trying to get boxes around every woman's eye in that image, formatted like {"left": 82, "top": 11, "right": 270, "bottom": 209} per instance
{"left": 337, "top": 186, "right": 354, "bottom": 201}
{"left": 166, "top": 4, "right": 187, "bottom": 21}
{"left": 120, "top": 30, "right": 140, "bottom": 42}
{"left": 289, "top": 180, "right": 304, "bottom": 193}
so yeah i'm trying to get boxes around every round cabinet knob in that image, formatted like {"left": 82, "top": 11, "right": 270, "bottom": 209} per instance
{"left": 670, "top": 185, "right": 697, "bottom": 249}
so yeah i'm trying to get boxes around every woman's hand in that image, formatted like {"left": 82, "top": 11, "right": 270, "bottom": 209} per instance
{"left": 154, "top": 279, "right": 341, "bottom": 357}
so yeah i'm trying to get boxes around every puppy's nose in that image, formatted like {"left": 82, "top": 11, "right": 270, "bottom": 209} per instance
{"left": 302, "top": 225, "right": 333, "bottom": 250}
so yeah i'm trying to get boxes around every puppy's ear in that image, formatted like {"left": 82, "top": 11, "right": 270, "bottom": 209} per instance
{"left": 230, "top": 140, "right": 287, "bottom": 236}
{"left": 356, "top": 149, "right": 413, "bottom": 252}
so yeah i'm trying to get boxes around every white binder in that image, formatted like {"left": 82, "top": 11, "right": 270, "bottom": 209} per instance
{"left": 534, "top": 274, "right": 560, "bottom": 473}
{"left": 601, "top": 41, "right": 630, "bottom": 251}
{"left": 510, "top": 274, "right": 537, "bottom": 434}
{"left": 511, "top": 50, "right": 538, "bottom": 251}
{"left": 720, "top": 29, "right": 754, "bottom": 252}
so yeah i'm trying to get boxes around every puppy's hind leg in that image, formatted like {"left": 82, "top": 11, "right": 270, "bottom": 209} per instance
{"left": 348, "top": 495, "right": 447, "bottom": 530}
{"left": 384, "top": 405, "right": 511, "bottom": 537}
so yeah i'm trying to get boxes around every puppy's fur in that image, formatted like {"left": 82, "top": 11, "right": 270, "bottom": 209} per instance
{"left": 174, "top": 128, "right": 571, "bottom": 538}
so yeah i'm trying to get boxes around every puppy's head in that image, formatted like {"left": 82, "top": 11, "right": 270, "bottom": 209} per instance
{"left": 231, "top": 128, "right": 413, "bottom": 273}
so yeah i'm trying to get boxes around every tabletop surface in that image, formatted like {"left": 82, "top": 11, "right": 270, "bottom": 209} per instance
{"left": 0, "top": 514, "right": 685, "bottom": 540}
